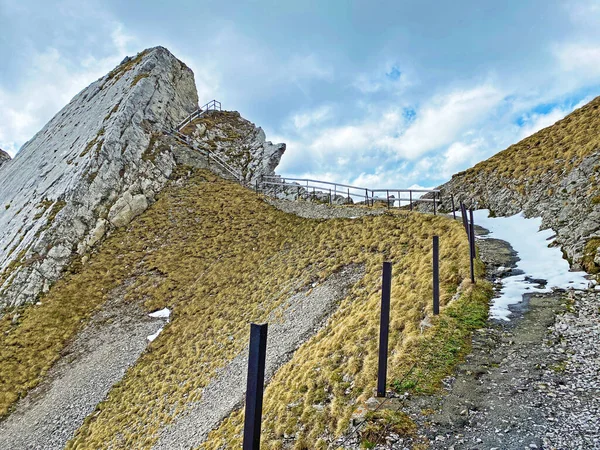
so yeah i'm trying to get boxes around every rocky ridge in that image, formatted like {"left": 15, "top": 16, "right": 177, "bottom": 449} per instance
{"left": 0, "top": 149, "right": 10, "bottom": 169}
{"left": 180, "top": 110, "right": 285, "bottom": 182}
{"left": 0, "top": 46, "right": 285, "bottom": 308}
{"left": 426, "top": 97, "right": 600, "bottom": 273}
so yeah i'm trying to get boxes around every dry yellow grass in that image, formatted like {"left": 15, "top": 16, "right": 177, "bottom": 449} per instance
{"left": 0, "top": 167, "right": 487, "bottom": 448}
{"left": 458, "top": 95, "right": 600, "bottom": 183}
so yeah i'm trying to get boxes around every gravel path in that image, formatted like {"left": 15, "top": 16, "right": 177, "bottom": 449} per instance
{"left": 0, "top": 298, "right": 167, "bottom": 450}
{"left": 338, "top": 221, "right": 600, "bottom": 449}
{"left": 154, "top": 264, "right": 365, "bottom": 450}
{"left": 421, "top": 228, "right": 600, "bottom": 449}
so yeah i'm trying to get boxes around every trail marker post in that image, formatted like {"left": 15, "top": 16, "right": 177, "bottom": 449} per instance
{"left": 377, "top": 262, "right": 392, "bottom": 398}
{"left": 469, "top": 209, "right": 476, "bottom": 285}
{"left": 451, "top": 195, "right": 456, "bottom": 220}
{"left": 243, "top": 323, "right": 268, "bottom": 450}
{"left": 460, "top": 202, "right": 469, "bottom": 235}
{"left": 433, "top": 236, "right": 440, "bottom": 315}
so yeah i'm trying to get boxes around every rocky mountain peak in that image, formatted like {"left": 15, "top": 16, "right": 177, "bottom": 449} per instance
{"left": 0, "top": 46, "right": 285, "bottom": 308}
{"left": 0, "top": 149, "right": 10, "bottom": 170}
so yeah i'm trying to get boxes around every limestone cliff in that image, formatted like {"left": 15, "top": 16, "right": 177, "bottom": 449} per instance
{"left": 0, "top": 47, "right": 285, "bottom": 308}
{"left": 0, "top": 149, "right": 10, "bottom": 170}
{"left": 429, "top": 97, "right": 600, "bottom": 273}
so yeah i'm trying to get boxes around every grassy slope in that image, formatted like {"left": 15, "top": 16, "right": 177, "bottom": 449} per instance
{"left": 0, "top": 168, "right": 488, "bottom": 448}
{"left": 458, "top": 95, "right": 600, "bottom": 184}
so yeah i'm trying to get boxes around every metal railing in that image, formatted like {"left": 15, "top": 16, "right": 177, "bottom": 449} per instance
{"left": 257, "top": 175, "right": 441, "bottom": 212}
{"left": 175, "top": 99, "right": 223, "bottom": 131}
{"left": 163, "top": 127, "right": 244, "bottom": 183}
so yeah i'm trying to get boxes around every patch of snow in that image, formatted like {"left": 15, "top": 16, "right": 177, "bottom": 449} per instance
{"left": 147, "top": 327, "right": 163, "bottom": 342}
{"left": 470, "top": 210, "right": 588, "bottom": 321}
{"left": 148, "top": 308, "right": 171, "bottom": 319}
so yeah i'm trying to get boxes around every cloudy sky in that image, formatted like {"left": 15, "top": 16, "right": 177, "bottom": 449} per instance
{"left": 2, "top": 0, "right": 600, "bottom": 188}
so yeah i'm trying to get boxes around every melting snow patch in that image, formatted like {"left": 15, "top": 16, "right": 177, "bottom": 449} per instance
{"left": 148, "top": 308, "right": 171, "bottom": 319}
{"left": 147, "top": 327, "right": 163, "bottom": 342}
{"left": 469, "top": 210, "right": 588, "bottom": 321}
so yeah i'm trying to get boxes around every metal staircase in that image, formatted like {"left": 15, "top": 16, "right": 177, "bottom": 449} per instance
{"left": 163, "top": 100, "right": 244, "bottom": 182}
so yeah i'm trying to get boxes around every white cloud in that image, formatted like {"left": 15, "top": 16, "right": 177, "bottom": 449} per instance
{"left": 0, "top": 22, "right": 137, "bottom": 157}
{"left": 393, "top": 85, "right": 503, "bottom": 158}
{"left": 277, "top": 83, "right": 504, "bottom": 180}
{"left": 439, "top": 140, "right": 483, "bottom": 179}
{"left": 554, "top": 43, "right": 600, "bottom": 78}
{"left": 292, "top": 105, "right": 333, "bottom": 129}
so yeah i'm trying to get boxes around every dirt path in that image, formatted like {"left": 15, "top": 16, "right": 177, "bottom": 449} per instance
{"left": 154, "top": 265, "right": 365, "bottom": 450}
{"left": 0, "top": 299, "right": 167, "bottom": 450}
{"left": 406, "top": 226, "right": 600, "bottom": 449}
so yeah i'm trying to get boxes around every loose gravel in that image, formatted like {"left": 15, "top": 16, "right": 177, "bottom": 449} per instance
{"left": 154, "top": 264, "right": 365, "bottom": 449}
{"left": 337, "top": 221, "right": 600, "bottom": 449}
{"left": 0, "top": 298, "right": 167, "bottom": 450}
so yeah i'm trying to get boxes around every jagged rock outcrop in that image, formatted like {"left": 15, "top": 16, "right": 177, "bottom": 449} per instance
{"left": 180, "top": 110, "right": 285, "bottom": 181}
{"left": 426, "top": 97, "right": 600, "bottom": 273}
{"left": 0, "top": 46, "right": 286, "bottom": 308}
{"left": 0, "top": 149, "right": 10, "bottom": 170}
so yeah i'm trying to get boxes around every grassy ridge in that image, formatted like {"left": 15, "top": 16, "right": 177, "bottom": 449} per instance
{"left": 0, "top": 168, "right": 486, "bottom": 448}
{"left": 458, "top": 95, "right": 600, "bottom": 183}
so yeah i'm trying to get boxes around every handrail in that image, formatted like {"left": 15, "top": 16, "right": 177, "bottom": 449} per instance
{"left": 176, "top": 99, "right": 223, "bottom": 131}
{"left": 164, "top": 127, "right": 244, "bottom": 182}
{"left": 260, "top": 175, "right": 439, "bottom": 194}
{"left": 257, "top": 175, "right": 441, "bottom": 213}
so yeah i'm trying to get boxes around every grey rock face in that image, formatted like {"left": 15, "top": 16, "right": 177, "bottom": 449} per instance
{"left": 180, "top": 110, "right": 285, "bottom": 181}
{"left": 0, "top": 149, "right": 10, "bottom": 170}
{"left": 427, "top": 151, "right": 600, "bottom": 271}
{"left": 0, "top": 46, "right": 199, "bottom": 307}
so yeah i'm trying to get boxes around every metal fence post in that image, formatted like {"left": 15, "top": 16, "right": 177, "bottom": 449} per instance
{"left": 433, "top": 194, "right": 437, "bottom": 215}
{"left": 433, "top": 236, "right": 440, "bottom": 315}
{"left": 329, "top": 189, "right": 332, "bottom": 205}
{"left": 409, "top": 191, "right": 413, "bottom": 211}
{"left": 460, "top": 202, "right": 469, "bottom": 235}
{"left": 469, "top": 209, "right": 476, "bottom": 285}
{"left": 387, "top": 190, "right": 390, "bottom": 209}
{"left": 377, "top": 262, "right": 392, "bottom": 398}
{"left": 451, "top": 194, "right": 456, "bottom": 220}
{"left": 243, "top": 323, "right": 268, "bottom": 450}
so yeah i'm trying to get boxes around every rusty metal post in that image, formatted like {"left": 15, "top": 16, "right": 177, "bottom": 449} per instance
{"left": 377, "top": 262, "right": 392, "bottom": 397}
{"left": 433, "top": 236, "right": 440, "bottom": 315}
{"left": 243, "top": 323, "right": 268, "bottom": 450}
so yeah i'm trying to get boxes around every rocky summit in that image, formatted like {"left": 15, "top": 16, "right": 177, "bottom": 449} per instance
{"left": 0, "top": 46, "right": 285, "bottom": 308}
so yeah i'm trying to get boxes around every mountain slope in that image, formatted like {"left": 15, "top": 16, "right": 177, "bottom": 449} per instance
{"left": 0, "top": 47, "right": 198, "bottom": 307}
{"left": 0, "top": 167, "right": 488, "bottom": 448}
{"left": 436, "top": 96, "right": 600, "bottom": 272}
{"left": 0, "top": 47, "right": 286, "bottom": 309}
